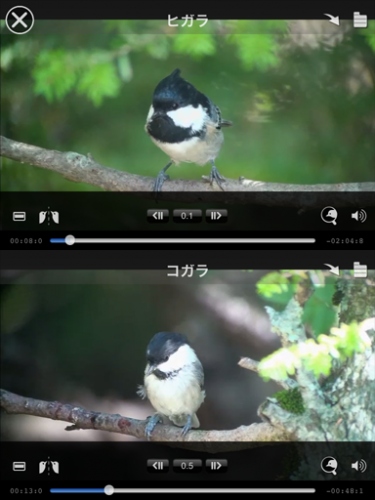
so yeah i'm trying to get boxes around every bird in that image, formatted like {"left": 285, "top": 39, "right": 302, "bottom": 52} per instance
{"left": 145, "top": 69, "right": 232, "bottom": 192}
{"left": 39, "top": 211, "right": 47, "bottom": 224}
{"left": 137, "top": 332, "right": 205, "bottom": 440}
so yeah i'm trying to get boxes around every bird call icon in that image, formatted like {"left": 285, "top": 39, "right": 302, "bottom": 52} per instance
{"left": 39, "top": 208, "right": 59, "bottom": 225}
{"left": 321, "top": 206, "right": 338, "bottom": 225}
{"left": 321, "top": 456, "right": 338, "bottom": 475}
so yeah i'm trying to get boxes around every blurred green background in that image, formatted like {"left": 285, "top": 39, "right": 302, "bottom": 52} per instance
{"left": 1, "top": 268, "right": 345, "bottom": 441}
{"left": 1, "top": 269, "right": 277, "bottom": 440}
{"left": 1, "top": 19, "right": 374, "bottom": 191}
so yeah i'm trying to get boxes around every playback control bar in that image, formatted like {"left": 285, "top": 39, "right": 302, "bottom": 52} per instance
{"left": 3, "top": 192, "right": 374, "bottom": 232}
{"left": 50, "top": 235, "right": 316, "bottom": 245}
{"left": 3, "top": 231, "right": 373, "bottom": 251}
{"left": 49, "top": 486, "right": 316, "bottom": 494}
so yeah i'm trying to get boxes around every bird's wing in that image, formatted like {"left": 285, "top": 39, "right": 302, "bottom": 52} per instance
{"left": 136, "top": 384, "right": 147, "bottom": 399}
{"left": 193, "top": 360, "right": 205, "bottom": 390}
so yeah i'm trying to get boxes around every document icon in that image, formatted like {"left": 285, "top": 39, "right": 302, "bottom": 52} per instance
{"left": 353, "top": 12, "right": 367, "bottom": 28}
{"left": 353, "top": 262, "right": 367, "bottom": 278}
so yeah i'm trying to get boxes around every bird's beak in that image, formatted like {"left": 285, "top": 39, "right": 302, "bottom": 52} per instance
{"left": 145, "top": 364, "right": 155, "bottom": 376}
{"left": 151, "top": 111, "right": 166, "bottom": 121}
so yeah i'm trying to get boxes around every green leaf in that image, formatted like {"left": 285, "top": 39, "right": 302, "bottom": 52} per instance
{"left": 117, "top": 55, "right": 133, "bottom": 81}
{"left": 331, "top": 322, "right": 367, "bottom": 357}
{"left": 173, "top": 34, "right": 216, "bottom": 59}
{"left": 301, "top": 340, "right": 333, "bottom": 377}
{"left": 258, "top": 348, "right": 299, "bottom": 381}
{"left": 77, "top": 61, "right": 121, "bottom": 106}
{"left": 1, "top": 47, "right": 14, "bottom": 70}
{"left": 227, "top": 20, "right": 288, "bottom": 35}
{"left": 33, "top": 50, "right": 77, "bottom": 102}
{"left": 302, "top": 285, "right": 337, "bottom": 336}
{"left": 256, "top": 271, "right": 295, "bottom": 303}
{"left": 257, "top": 283, "right": 288, "bottom": 297}
{"left": 226, "top": 34, "right": 280, "bottom": 70}
{"left": 258, "top": 319, "right": 372, "bottom": 383}
{"left": 1, "top": 39, "right": 36, "bottom": 71}
{"left": 360, "top": 20, "right": 375, "bottom": 51}
{"left": 145, "top": 36, "right": 170, "bottom": 59}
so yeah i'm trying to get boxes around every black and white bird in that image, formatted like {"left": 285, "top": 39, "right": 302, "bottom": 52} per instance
{"left": 137, "top": 332, "right": 205, "bottom": 439}
{"left": 145, "top": 69, "right": 232, "bottom": 192}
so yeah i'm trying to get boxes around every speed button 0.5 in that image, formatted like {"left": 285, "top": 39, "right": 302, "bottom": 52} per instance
{"left": 173, "top": 459, "right": 202, "bottom": 473}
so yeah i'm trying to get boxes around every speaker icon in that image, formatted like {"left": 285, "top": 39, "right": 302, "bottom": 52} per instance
{"left": 351, "top": 459, "right": 367, "bottom": 472}
{"left": 351, "top": 209, "right": 367, "bottom": 223}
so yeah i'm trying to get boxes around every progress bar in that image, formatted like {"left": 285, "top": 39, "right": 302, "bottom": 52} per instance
{"left": 50, "top": 486, "right": 316, "bottom": 494}
{"left": 50, "top": 236, "right": 316, "bottom": 245}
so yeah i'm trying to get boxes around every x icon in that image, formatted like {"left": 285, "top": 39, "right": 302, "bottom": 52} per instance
{"left": 5, "top": 6, "right": 34, "bottom": 35}
{"left": 11, "top": 11, "right": 27, "bottom": 28}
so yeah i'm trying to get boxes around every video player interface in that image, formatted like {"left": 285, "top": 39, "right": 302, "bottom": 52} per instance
{"left": 1, "top": 1, "right": 374, "bottom": 497}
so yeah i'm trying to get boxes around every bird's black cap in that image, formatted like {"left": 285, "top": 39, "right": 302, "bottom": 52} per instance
{"left": 153, "top": 68, "right": 210, "bottom": 109}
{"left": 146, "top": 332, "right": 189, "bottom": 364}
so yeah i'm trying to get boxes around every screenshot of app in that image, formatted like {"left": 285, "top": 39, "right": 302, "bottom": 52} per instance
{"left": 1, "top": 1, "right": 374, "bottom": 497}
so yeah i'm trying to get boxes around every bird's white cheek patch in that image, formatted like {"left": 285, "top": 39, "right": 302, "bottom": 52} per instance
{"left": 167, "top": 105, "right": 205, "bottom": 131}
{"left": 157, "top": 344, "right": 198, "bottom": 372}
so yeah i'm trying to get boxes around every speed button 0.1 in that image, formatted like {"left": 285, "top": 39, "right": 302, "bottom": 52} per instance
{"left": 173, "top": 459, "right": 202, "bottom": 473}
{"left": 173, "top": 209, "right": 202, "bottom": 223}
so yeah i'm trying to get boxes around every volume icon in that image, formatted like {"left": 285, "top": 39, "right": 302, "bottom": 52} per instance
{"left": 351, "top": 459, "right": 367, "bottom": 472}
{"left": 351, "top": 209, "right": 367, "bottom": 223}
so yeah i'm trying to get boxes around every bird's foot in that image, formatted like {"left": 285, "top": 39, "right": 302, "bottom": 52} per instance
{"left": 181, "top": 415, "right": 193, "bottom": 438}
{"left": 153, "top": 171, "right": 170, "bottom": 193}
{"left": 204, "top": 165, "right": 225, "bottom": 191}
{"left": 145, "top": 414, "right": 163, "bottom": 441}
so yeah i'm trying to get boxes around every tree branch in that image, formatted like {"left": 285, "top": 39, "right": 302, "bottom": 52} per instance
{"left": 238, "top": 357, "right": 297, "bottom": 390}
{"left": 0, "top": 389, "right": 291, "bottom": 452}
{"left": 1, "top": 136, "right": 374, "bottom": 206}
{"left": 258, "top": 293, "right": 375, "bottom": 441}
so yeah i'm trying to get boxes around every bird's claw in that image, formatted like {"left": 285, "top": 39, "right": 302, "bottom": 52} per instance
{"left": 207, "top": 165, "right": 225, "bottom": 191}
{"left": 153, "top": 171, "right": 170, "bottom": 193}
{"left": 181, "top": 415, "right": 192, "bottom": 438}
{"left": 145, "top": 414, "right": 162, "bottom": 440}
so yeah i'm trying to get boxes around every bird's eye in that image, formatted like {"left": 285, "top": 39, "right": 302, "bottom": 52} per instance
{"left": 171, "top": 103, "right": 178, "bottom": 110}
{"left": 164, "top": 355, "right": 169, "bottom": 362}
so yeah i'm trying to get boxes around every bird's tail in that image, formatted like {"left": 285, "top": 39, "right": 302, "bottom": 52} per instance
{"left": 171, "top": 413, "right": 200, "bottom": 428}
{"left": 136, "top": 384, "right": 147, "bottom": 399}
{"left": 191, "top": 413, "right": 200, "bottom": 428}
